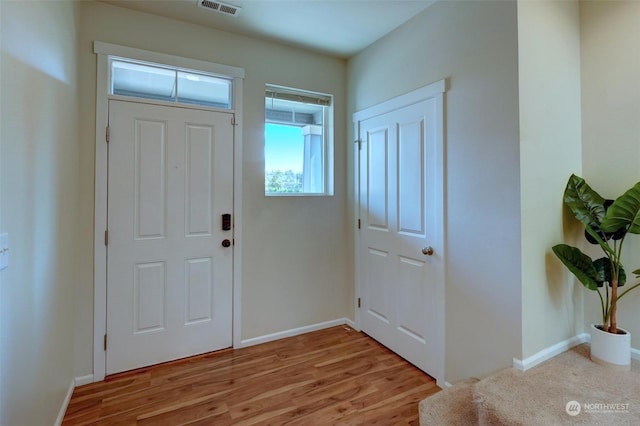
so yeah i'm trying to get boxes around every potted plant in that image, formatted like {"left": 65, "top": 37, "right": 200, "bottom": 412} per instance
{"left": 552, "top": 174, "right": 640, "bottom": 369}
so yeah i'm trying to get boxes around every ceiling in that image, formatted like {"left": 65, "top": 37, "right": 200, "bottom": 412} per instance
{"left": 102, "top": 0, "right": 436, "bottom": 58}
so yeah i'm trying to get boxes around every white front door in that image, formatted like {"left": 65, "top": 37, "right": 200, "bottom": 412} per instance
{"left": 357, "top": 96, "right": 444, "bottom": 380}
{"left": 106, "top": 100, "right": 233, "bottom": 375}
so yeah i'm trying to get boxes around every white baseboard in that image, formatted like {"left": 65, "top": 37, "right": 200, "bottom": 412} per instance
{"left": 238, "top": 317, "right": 355, "bottom": 348}
{"left": 514, "top": 333, "right": 640, "bottom": 371}
{"left": 75, "top": 374, "right": 95, "bottom": 387}
{"left": 343, "top": 318, "right": 356, "bottom": 329}
{"left": 55, "top": 379, "right": 75, "bottom": 426}
{"left": 513, "top": 333, "right": 589, "bottom": 371}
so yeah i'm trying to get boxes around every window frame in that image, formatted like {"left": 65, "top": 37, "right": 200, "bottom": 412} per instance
{"left": 264, "top": 84, "right": 334, "bottom": 197}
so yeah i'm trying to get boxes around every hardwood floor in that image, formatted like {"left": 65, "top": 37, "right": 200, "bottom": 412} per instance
{"left": 63, "top": 326, "right": 439, "bottom": 425}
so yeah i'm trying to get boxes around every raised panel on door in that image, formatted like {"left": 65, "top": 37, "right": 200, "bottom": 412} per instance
{"left": 364, "top": 248, "right": 391, "bottom": 323}
{"left": 395, "top": 255, "right": 428, "bottom": 367}
{"left": 397, "top": 119, "right": 425, "bottom": 237}
{"left": 134, "top": 119, "right": 167, "bottom": 240}
{"left": 185, "top": 125, "right": 213, "bottom": 237}
{"left": 107, "top": 100, "right": 233, "bottom": 375}
{"left": 134, "top": 261, "right": 166, "bottom": 333}
{"left": 185, "top": 257, "right": 213, "bottom": 325}
{"left": 366, "top": 127, "right": 389, "bottom": 231}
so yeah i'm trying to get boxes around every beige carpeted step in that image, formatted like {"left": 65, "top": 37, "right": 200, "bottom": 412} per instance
{"left": 474, "top": 344, "right": 640, "bottom": 425}
{"left": 420, "top": 344, "right": 640, "bottom": 425}
{"left": 419, "top": 377, "right": 480, "bottom": 425}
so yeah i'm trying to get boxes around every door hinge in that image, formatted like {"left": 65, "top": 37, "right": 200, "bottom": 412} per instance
{"left": 354, "top": 139, "right": 362, "bottom": 150}
{"left": 358, "top": 219, "right": 361, "bottom": 229}
{"left": 103, "top": 334, "right": 107, "bottom": 351}
{"left": 106, "top": 126, "right": 110, "bottom": 143}
{"left": 231, "top": 115, "right": 237, "bottom": 126}
{"left": 357, "top": 297, "right": 361, "bottom": 308}
{"left": 104, "top": 230, "right": 108, "bottom": 246}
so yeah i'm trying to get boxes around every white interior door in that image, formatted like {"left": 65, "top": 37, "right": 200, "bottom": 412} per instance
{"left": 357, "top": 97, "right": 444, "bottom": 379}
{"left": 106, "top": 100, "right": 233, "bottom": 375}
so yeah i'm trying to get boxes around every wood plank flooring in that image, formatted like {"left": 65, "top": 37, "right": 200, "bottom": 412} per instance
{"left": 63, "top": 326, "right": 439, "bottom": 425}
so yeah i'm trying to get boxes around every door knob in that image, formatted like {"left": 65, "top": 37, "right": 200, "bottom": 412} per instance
{"left": 221, "top": 239, "right": 231, "bottom": 248}
{"left": 422, "top": 246, "right": 434, "bottom": 256}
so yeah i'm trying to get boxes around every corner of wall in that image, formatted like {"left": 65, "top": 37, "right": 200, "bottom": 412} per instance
{"left": 518, "top": 0, "right": 583, "bottom": 360}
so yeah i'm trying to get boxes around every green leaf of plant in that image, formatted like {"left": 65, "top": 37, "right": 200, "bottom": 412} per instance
{"left": 592, "top": 257, "right": 608, "bottom": 287}
{"left": 563, "top": 174, "right": 606, "bottom": 228}
{"left": 619, "top": 266, "right": 627, "bottom": 287}
{"left": 618, "top": 265, "right": 627, "bottom": 287}
{"left": 552, "top": 244, "right": 599, "bottom": 291}
{"left": 601, "top": 182, "right": 640, "bottom": 234}
{"left": 584, "top": 223, "right": 615, "bottom": 256}
{"left": 634, "top": 269, "right": 640, "bottom": 277}
{"left": 592, "top": 257, "right": 626, "bottom": 287}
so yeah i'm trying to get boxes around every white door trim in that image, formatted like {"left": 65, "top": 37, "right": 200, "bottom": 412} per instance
{"left": 353, "top": 79, "right": 447, "bottom": 386}
{"left": 93, "top": 42, "right": 244, "bottom": 382}
{"left": 352, "top": 79, "right": 447, "bottom": 123}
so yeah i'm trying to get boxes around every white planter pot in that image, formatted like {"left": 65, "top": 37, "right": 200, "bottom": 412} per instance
{"left": 590, "top": 324, "right": 631, "bottom": 370}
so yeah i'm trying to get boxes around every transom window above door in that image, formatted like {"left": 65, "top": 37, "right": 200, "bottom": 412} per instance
{"left": 110, "top": 58, "right": 233, "bottom": 109}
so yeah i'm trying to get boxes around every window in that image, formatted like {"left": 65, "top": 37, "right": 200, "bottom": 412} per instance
{"left": 110, "top": 59, "right": 233, "bottom": 109}
{"left": 265, "top": 85, "right": 333, "bottom": 195}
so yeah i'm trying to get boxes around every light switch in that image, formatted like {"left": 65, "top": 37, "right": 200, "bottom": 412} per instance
{"left": 0, "top": 233, "right": 8, "bottom": 270}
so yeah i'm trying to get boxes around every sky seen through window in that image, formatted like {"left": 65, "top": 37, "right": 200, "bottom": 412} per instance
{"left": 265, "top": 123, "right": 303, "bottom": 173}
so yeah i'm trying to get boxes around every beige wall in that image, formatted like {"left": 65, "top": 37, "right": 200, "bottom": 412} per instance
{"left": 348, "top": 1, "right": 522, "bottom": 382}
{"left": 518, "top": 0, "right": 584, "bottom": 359}
{"left": 0, "top": 1, "right": 80, "bottom": 424}
{"left": 580, "top": 1, "right": 640, "bottom": 346}
{"left": 74, "top": 1, "right": 350, "bottom": 376}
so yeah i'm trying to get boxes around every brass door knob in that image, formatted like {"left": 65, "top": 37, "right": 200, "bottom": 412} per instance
{"left": 422, "top": 246, "right": 434, "bottom": 256}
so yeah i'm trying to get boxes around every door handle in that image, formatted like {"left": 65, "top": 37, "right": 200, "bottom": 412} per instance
{"left": 221, "top": 239, "right": 231, "bottom": 248}
{"left": 422, "top": 246, "right": 434, "bottom": 256}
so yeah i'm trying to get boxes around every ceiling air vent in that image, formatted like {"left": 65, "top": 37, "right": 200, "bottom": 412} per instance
{"left": 197, "top": 0, "right": 241, "bottom": 17}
